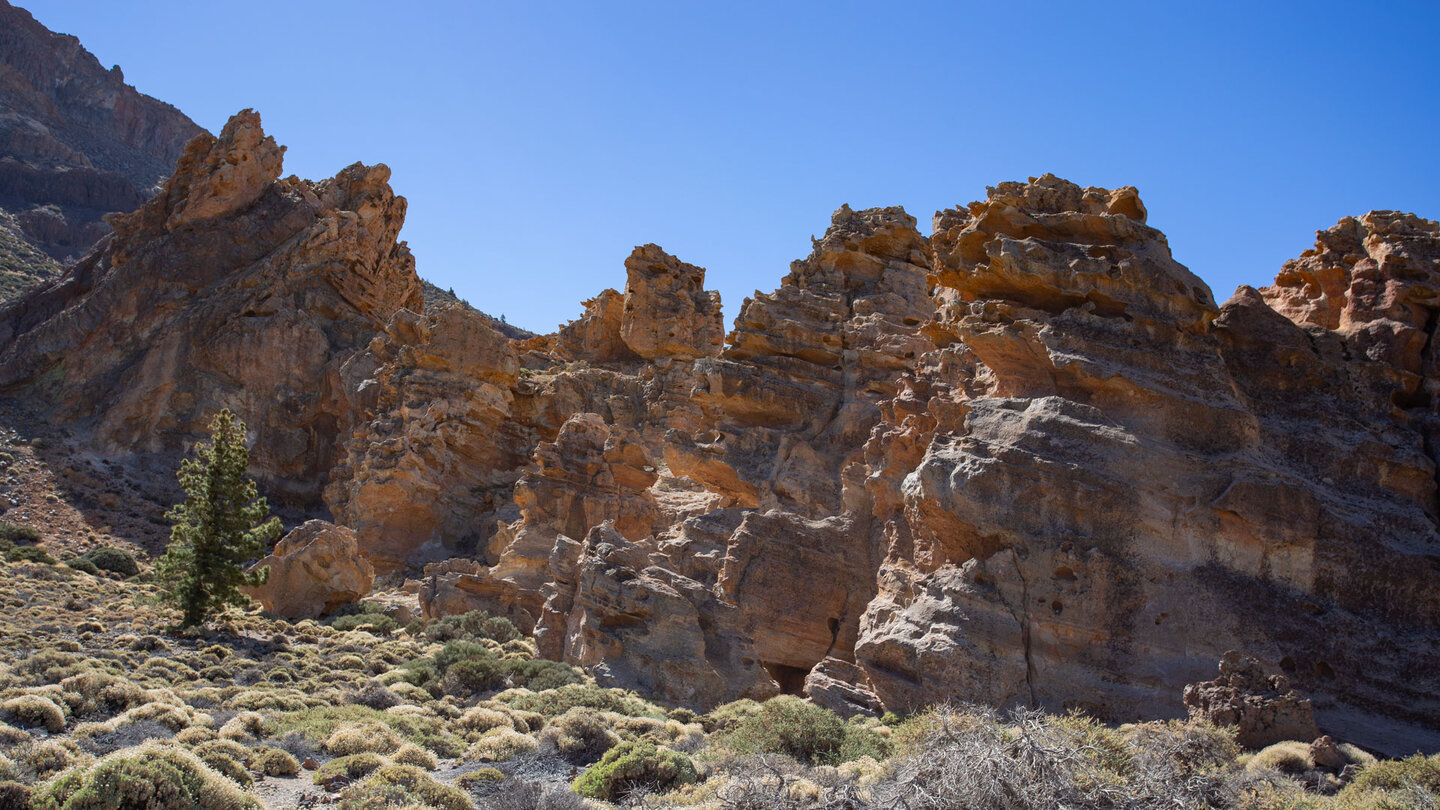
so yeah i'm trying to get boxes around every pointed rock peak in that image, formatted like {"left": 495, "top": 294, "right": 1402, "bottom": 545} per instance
{"left": 621, "top": 243, "right": 723, "bottom": 361}
{"left": 109, "top": 108, "right": 286, "bottom": 238}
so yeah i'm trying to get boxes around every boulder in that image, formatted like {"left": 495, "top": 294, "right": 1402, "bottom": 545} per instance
{"left": 241, "top": 520, "right": 374, "bottom": 618}
{"left": 1182, "top": 651, "right": 1320, "bottom": 749}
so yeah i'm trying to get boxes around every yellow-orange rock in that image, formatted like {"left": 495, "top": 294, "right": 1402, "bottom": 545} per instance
{"left": 240, "top": 520, "right": 374, "bottom": 618}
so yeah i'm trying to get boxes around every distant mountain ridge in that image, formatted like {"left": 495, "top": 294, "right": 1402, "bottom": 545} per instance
{"left": 0, "top": 0, "right": 205, "bottom": 292}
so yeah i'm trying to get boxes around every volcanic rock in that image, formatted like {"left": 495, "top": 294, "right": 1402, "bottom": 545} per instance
{"left": 1182, "top": 651, "right": 1320, "bottom": 749}
{"left": 0, "top": 0, "right": 205, "bottom": 281}
{"left": 0, "top": 109, "right": 421, "bottom": 507}
{"left": 240, "top": 520, "right": 374, "bottom": 618}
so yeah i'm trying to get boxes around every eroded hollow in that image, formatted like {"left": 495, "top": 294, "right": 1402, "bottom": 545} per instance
{"left": 762, "top": 662, "right": 811, "bottom": 696}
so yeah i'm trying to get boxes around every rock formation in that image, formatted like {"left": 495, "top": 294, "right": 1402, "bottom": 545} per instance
{"left": 240, "top": 520, "right": 375, "bottom": 619}
{"left": 0, "top": 0, "right": 204, "bottom": 290}
{"left": 1, "top": 98, "right": 1438, "bottom": 755}
{"left": 0, "top": 109, "right": 421, "bottom": 508}
{"left": 1183, "top": 651, "right": 1320, "bottom": 749}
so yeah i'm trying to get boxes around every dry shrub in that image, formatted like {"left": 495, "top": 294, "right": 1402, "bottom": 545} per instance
{"left": 391, "top": 742, "right": 439, "bottom": 770}
{"left": 252, "top": 745, "right": 301, "bottom": 777}
{"left": 325, "top": 721, "right": 404, "bottom": 756}
{"left": 217, "top": 711, "right": 267, "bottom": 742}
{"left": 458, "top": 706, "right": 518, "bottom": 737}
{"left": 465, "top": 728, "right": 539, "bottom": 764}
{"left": 0, "top": 695, "right": 64, "bottom": 733}
{"left": 537, "top": 707, "right": 619, "bottom": 765}
{"left": 29, "top": 741, "right": 259, "bottom": 810}
{"left": 335, "top": 763, "right": 471, "bottom": 810}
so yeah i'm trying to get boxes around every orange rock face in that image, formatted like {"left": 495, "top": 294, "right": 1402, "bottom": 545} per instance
{"left": 0, "top": 109, "right": 421, "bottom": 508}
{"left": 240, "top": 520, "right": 374, "bottom": 618}
{"left": 3, "top": 109, "right": 1438, "bottom": 755}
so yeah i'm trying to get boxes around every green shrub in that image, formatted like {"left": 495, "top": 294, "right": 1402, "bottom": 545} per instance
{"left": 434, "top": 640, "right": 495, "bottom": 674}
{"left": 538, "top": 707, "right": 619, "bottom": 765}
{"left": 336, "top": 764, "right": 471, "bottom": 810}
{"left": 314, "top": 752, "right": 388, "bottom": 784}
{"left": 80, "top": 547, "right": 139, "bottom": 578}
{"left": 571, "top": 740, "right": 697, "bottom": 801}
{"left": 329, "top": 614, "right": 398, "bottom": 636}
{"left": 503, "top": 658, "right": 583, "bottom": 692}
{"left": 717, "top": 695, "right": 847, "bottom": 766}
{"left": 0, "top": 523, "right": 40, "bottom": 545}
{"left": 66, "top": 557, "right": 102, "bottom": 577}
{"left": 1, "top": 695, "right": 65, "bottom": 733}
{"left": 252, "top": 746, "right": 300, "bottom": 777}
{"left": 500, "top": 682, "right": 657, "bottom": 718}
{"left": 1346, "top": 752, "right": 1440, "bottom": 794}
{"left": 7, "top": 546, "right": 55, "bottom": 566}
{"left": 444, "top": 658, "right": 505, "bottom": 696}
{"left": 30, "top": 742, "right": 259, "bottom": 810}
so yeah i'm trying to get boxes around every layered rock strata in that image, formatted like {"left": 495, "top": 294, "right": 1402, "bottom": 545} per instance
{"left": 1, "top": 102, "right": 1437, "bottom": 754}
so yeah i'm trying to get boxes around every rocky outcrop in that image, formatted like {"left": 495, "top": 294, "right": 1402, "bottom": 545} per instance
{"left": 1182, "top": 652, "right": 1320, "bottom": 749}
{"left": 855, "top": 175, "right": 1440, "bottom": 755}
{"left": 2, "top": 95, "right": 1437, "bottom": 753}
{"left": 0, "top": 0, "right": 204, "bottom": 276}
{"left": 618, "top": 244, "right": 724, "bottom": 361}
{"left": 240, "top": 520, "right": 374, "bottom": 618}
{"left": 324, "top": 303, "right": 526, "bottom": 572}
{"left": 0, "top": 109, "right": 421, "bottom": 507}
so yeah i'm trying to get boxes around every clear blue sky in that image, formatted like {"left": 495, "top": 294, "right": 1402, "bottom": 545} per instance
{"left": 21, "top": 1, "right": 1440, "bottom": 333}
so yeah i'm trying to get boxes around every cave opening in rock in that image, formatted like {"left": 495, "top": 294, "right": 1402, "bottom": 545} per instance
{"left": 762, "top": 661, "right": 810, "bottom": 696}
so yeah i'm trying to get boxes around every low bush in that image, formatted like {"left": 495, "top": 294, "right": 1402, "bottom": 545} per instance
{"left": 0, "top": 781, "right": 30, "bottom": 810}
{"left": 0, "top": 695, "right": 65, "bottom": 733}
{"left": 30, "top": 742, "right": 259, "bottom": 810}
{"left": 500, "top": 682, "right": 657, "bottom": 718}
{"left": 538, "top": 707, "right": 619, "bottom": 765}
{"left": 1345, "top": 752, "right": 1440, "bottom": 794}
{"left": 79, "top": 547, "right": 139, "bottom": 578}
{"left": 252, "top": 745, "right": 300, "bottom": 777}
{"left": 325, "top": 721, "right": 403, "bottom": 756}
{"left": 314, "top": 752, "right": 388, "bottom": 784}
{"left": 423, "top": 610, "right": 520, "bottom": 644}
{"left": 335, "top": 763, "right": 472, "bottom": 810}
{"left": 465, "top": 728, "right": 539, "bottom": 763}
{"left": 6, "top": 546, "right": 54, "bottom": 566}
{"left": 571, "top": 739, "right": 697, "bottom": 801}
{"left": 0, "top": 524, "right": 39, "bottom": 545}
{"left": 715, "top": 695, "right": 847, "bottom": 766}
{"left": 391, "top": 742, "right": 438, "bottom": 770}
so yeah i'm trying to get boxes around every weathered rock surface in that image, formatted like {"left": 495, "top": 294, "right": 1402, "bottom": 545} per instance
{"left": 855, "top": 175, "right": 1440, "bottom": 755}
{"left": 0, "top": 109, "right": 421, "bottom": 507}
{"left": 240, "top": 520, "right": 374, "bottom": 618}
{"left": 0, "top": 0, "right": 205, "bottom": 282}
{"left": 1183, "top": 652, "right": 1320, "bottom": 749}
{"left": 1, "top": 96, "right": 1438, "bottom": 755}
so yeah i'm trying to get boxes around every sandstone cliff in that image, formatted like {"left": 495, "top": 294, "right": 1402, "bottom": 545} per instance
{"left": 1, "top": 103, "right": 1436, "bottom": 755}
{"left": 0, "top": 0, "right": 205, "bottom": 291}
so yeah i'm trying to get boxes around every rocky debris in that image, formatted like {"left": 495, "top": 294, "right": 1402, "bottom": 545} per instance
{"left": 0, "top": 109, "right": 421, "bottom": 508}
{"left": 1309, "top": 735, "right": 1347, "bottom": 771}
{"left": 240, "top": 520, "right": 375, "bottom": 619}
{"left": 0, "top": 0, "right": 205, "bottom": 275}
{"left": 803, "top": 658, "right": 883, "bottom": 719}
{"left": 1182, "top": 652, "right": 1320, "bottom": 749}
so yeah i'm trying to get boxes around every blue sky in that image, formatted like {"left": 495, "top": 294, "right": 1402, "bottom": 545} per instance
{"left": 21, "top": 1, "right": 1440, "bottom": 333}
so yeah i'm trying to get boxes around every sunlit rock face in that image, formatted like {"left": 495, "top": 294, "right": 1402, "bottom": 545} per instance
{"left": 3, "top": 99, "right": 1438, "bottom": 755}
{"left": 856, "top": 175, "right": 1440, "bottom": 755}
{"left": 0, "top": 110, "right": 422, "bottom": 507}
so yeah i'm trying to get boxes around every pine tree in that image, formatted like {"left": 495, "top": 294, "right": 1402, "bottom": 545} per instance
{"left": 157, "top": 409, "right": 281, "bottom": 628}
